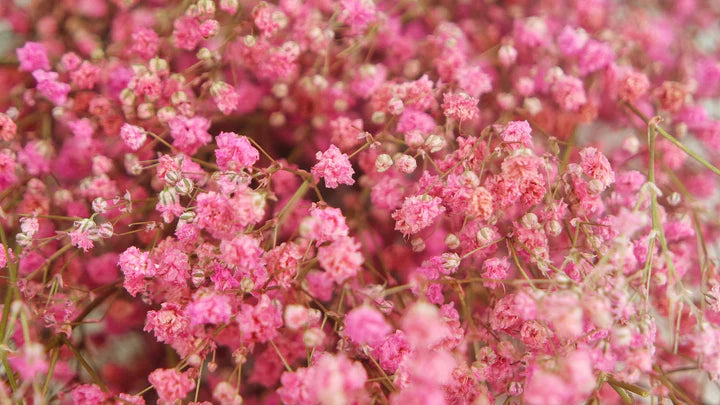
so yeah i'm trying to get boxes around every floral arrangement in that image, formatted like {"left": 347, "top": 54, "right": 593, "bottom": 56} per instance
{"left": 1, "top": 0, "right": 720, "bottom": 403}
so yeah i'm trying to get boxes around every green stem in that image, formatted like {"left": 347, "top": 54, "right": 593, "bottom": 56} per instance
{"left": 42, "top": 347, "right": 61, "bottom": 398}
{"left": 62, "top": 336, "right": 108, "bottom": 392}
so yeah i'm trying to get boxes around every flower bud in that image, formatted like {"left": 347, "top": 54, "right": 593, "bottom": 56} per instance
{"left": 175, "top": 178, "right": 194, "bottom": 195}
{"left": 137, "top": 103, "right": 154, "bottom": 120}
{"left": 523, "top": 97, "right": 542, "bottom": 115}
{"left": 180, "top": 211, "right": 196, "bottom": 222}
{"left": 243, "top": 35, "right": 256, "bottom": 47}
{"left": 303, "top": 327, "right": 325, "bottom": 347}
{"left": 441, "top": 253, "right": 461, "bottom": 274}
{"left": 220, "top": 0, "right": 238, "bottom": 13}
{"left": 92, "top": 197, "right": 108, "bottom": 214}
{"left": 588, "top": 179, "right": 604, "bottom": 194}
{"left": 157, "top": 106, "right": 177, "bottom": 123}
{"left": 622, "top": 136, "right": 640, "bottom": 154}
{"left": 272, "top": 83, "right": 288, "bottom": 98}
{"left": 476, "top": 227, "right": 494, "bottom": 245}
{"left": 546, "top": 220, "right": 562, "bottom": 236}
{"left": 241, "top": 277, "right": 255, "bottom": 293}
{"left": 445, "top": 233, "right": 460, "bottom": 249}
{"left": 192, "top": 269, "right": 205, "bottom": 287}
{"left": 164, "top": 170, "right": 181, "bottom": 185}
{"left": 375, "top": 154, "right": 393, "bottom": 172}
{"left": 159, "top": 188, "right": 179, "bottom": 206}
{"left": 520, "top": 213, "right": 538, "bottom": 229}
{"left": 197, "top": 0, "right": 216, "bottom": 15}
{"left": 119, "top": 88, "right": 136, "bottom": 106}
{"left": 424, "top": 134, "right": 446, "bottom": 153}
{"left": 269, "top": 112, "right": 286, "bottom": 127}
{"left": 148, "top": 57, "right": 169, "bottom": 75}
{"left": 668, "top": 192, "right": 681, "bottom": 206}
{"left": 371, "top": 111, "right": 386, "bottom": 124}
{"left": 498, "top": 44, "right": 517, "bottom": 67}
{"left": 394, "top": 154, "right": 417, "bottom": 174}
{"left": 197, "top": 47, "right": 213, "bottom": 60}
{"left": 411, "top": 237, "right": 425, "bottom": 252}
{"left": 15, "top": 232, "right": 32, "bottom": 247}
{"left": 97, "top": 222, "right": 114, "bottom": 239}
{"left": 388, "top": 97, "right": 404, "bottom": 115}
{"left": 171, "top": 91, "right": 188, "bottom": 105}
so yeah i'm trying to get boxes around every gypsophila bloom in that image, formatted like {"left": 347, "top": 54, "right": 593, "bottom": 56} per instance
{"left": 120, "top": 123, "right": 147, "bottom": 151}
{"left": 579, "top": 146, "right": 615, "bottom": 190}
{"left": 318, "top": 236, "right": 363, "bottom": 283}
{"left": 393, "top": 194, "right": 446, "bottom": 237}
{"left": 312, "top": 145, "right": 355, "bottom": 188}
{"left": 214, "top": 131, "right": 259, "bottom": 171}
{"left": 0, "top": 113, "right": 17, "bottom": 141}
{"left": 148, "top": 368, "right": 195, "bottom": 404}
{"left": 442, "top": 92, "right": 480, "bottom": 122}
{"left": 16, "top": 42, "right": 49, "bottom": 72}
{"left": 4, "top": 1, "right": 720, "bottom": 403}
{"left": 501, "top": 120, "right": 533, "bottom": 148}
{"left": 344, "top": 305, "right": 391, "bottom": 346}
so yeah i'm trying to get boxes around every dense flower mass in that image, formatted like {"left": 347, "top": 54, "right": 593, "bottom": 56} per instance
{"left": 1, "top": 0, "right": 720, "bottom": 404}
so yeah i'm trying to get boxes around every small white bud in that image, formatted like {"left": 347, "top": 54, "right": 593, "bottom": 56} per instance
{"left": 520, "top": 213, "right": 538, "bottom": 229}
{"left": 375, "top": 154, "right": 393, "bottom": 172}
{"left": 411, "top": 237, "right": 425, "bottom": 252}
{"left": 92, "top": 197, "right": 108, "bottom": 214}
{"left": 424, "top": 134, "right": 445, "bottom": 153}
{"left": 445, "top": 234, "right": 460, "bottom": 249}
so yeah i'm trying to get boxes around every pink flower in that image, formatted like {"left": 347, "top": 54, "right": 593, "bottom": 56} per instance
{"left": 0, "top": 113, "right": 17, "bottom": 141}
{"left": 131, "top": 28, "right": 160, "bottom": 60}
{"left": 317, "top": 236, "right": 363, "bottom": 283}
{"left": 344, "top": 305, "right": 391, "bottom": 346}
{"left": 8, "top": 343, "right": 48, "bottom": 380}
{"left": 312, "top": 145, "right": 355, "bottom": 188}
{"left": 481, "top": 257, "right": 510, "bottom": 289}
{"left": 236, "top": 294, "right": 283, "bottom": 343}
{"left": 148, "top": 368, "right": 195, "bottom": 404}
{"left": 577, "top": 40, "right": 613, "bottom": 75}
{"left": 68, "top": 227, "right": 94, "bottom": 252}
{"left": 397, "top": 109, "right": 436, "bottom": 135}
{"left": 442, "top": 92, "right": 479, "bottom": 122}
{"left": 392, "top": 194, "right": 446, "bottom": 237}
{"left": 338, "top": 0, "right": 378, "bottom": 35}
{"left": 168, "top": 116, "right": 212, "bottom": 155}
{"left": 579, "top": 147, "right": 615, "bottom": 190}
{"left": 375, "top": 331, "right": 411, "bottom": 373}
{"left": 214, "top": 132, "right": 259, "bottom": 171}
{"left": 145, "top": 302, "right": 190, "bottom": 344}
{"left": 619, "top": 70, "right": 650, "bottom": 102}
{"left": 120, "top": 123, "right": 147, "bottom": 151}
{"left": 69, "top": 61, "right": 101, "bottom": 89}
{"left": 501, "top": 120, "right": 532, "bottom": 148}
{"left": 220, "top": 234, "right": 264, "bottom": 270}
{"left": 307, "top": 205, "right": 349, "bottom": 244}
{"left": 211, "top": 82, "right": 239, "bottom": 115}
{"left": 186, "top": 290, "right": 232, "bottom": 325}
{"left": 71, "top": 384, "right": 107, "bottom": 405}
{"left": 401, "top": 302, "right": 449, "bottom": 348}
{"left": 16, "top": 42, "right": 50, "bottom": 72}
{"left": 278, "top": 354, "right": 368, "bottom": 405}
{"left": 173, "top": 15, "right": 203, "bottom": 50}
{"left": 32, "top": 70, "right": 71, "bottom": 105}
{"left": 551, "top": 75, "right": 587, "bottom": 112}
{"left": 118, "top": 246, "right": 153, "bottom": 297}
{"left": 0, "top": 151, "right": 17, "bottom": 192}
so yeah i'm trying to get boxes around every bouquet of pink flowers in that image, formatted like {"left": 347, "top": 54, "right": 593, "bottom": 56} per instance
{"left": 1, "top": 0, "right": 720, "bottom": 403}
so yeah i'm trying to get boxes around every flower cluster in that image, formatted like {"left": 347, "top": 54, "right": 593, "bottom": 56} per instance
{"left": 1, "top": 0, "right": 720, "bottom": 404}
